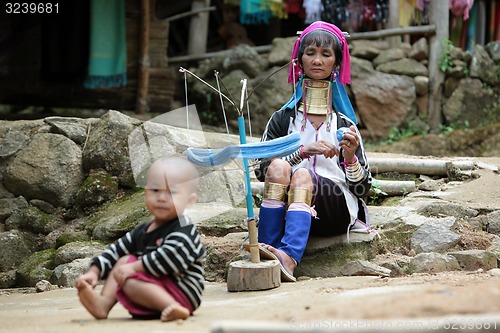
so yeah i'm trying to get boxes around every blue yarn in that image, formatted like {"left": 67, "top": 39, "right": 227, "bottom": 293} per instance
{"left": 186, "top": 132, "right": 301, "bottom": 167}
{"left": 281, "top": 76, "right": 358, "bottom": 124}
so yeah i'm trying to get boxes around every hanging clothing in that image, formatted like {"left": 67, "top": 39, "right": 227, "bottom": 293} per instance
{"left": 84, "top": 0, "right": 127, "bottom": 89}
{"left": 240, "top": 0, "right": 272, "bottom": 24}
{"left": 303, "top": 0, "right": 322, "bottom": 23}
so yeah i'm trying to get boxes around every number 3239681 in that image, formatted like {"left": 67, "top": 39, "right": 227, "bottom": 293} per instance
{"left": 6, "top": 3, "right": 59, "bottom": 14}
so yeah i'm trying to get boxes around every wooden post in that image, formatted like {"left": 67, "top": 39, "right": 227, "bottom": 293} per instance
{"left": 136, "top": 0, "right": 150, "bottom": 114}
{"left": 427, "top": 1, "right": 449, "bottom": 132}
{"left": 388, "top": 0, "right": 400, "bottom": 47}
{"left": 187, "top": 0, "right": 210, "bottom": 56}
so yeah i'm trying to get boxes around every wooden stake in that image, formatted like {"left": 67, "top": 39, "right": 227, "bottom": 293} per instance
{"left": 136, "top": 0, "right": 150, "bottom": 114}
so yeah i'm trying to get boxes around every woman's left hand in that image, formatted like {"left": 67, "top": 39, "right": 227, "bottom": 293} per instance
{"left": 339, "top": 125, "right": 359, "bottom": 164}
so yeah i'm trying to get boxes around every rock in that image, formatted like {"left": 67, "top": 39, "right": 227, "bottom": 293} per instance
{"left": 411, "top": 217, "right": 460, "bottom": 254}
{"left": 88, "top": 192, "right": 152, "bottom": 242}
{"left": 35, "top": 280, "right": 53, "bottom": 292}
{"left": 221, "top": 44, "right": 267, "bottom": 78}
{"left": 54, "top": 241, "right": 106, "bottom": 266}
{"left": 351, "top": 57, "right": 416, "bottom": 139}
{"left": 16, "top": 249, "right": 56, "bottom": 287}
{"left": 351, "top": 46, "right": 380, "bottom": 60}
{"left": 417, "top": 178, "right": 444, "bottom": 191}
{"left": 340, "top": 259, "right": 391, "bottom": 277}
{"left": 413, "top": 76, "right": 429, "bottom": 96}
{"left": 6, "top": 206, "right": 64, "bottom": 235}
{"left": 443, "top": 78, "right": 499, "bottom": 127}
{"left": 4, "top": 133, "right": 84, "bottom": 207}
{"left": 409, "top": 252, "right": 461, "bottom": 273}
{"left": 482, "top": 210, "right": 500, "bottom": 236}
{"left": 488, "top": 268, "right": 500, "bottom": 277}
{"left": 416, "top": 201, "right": 479, "bottom": 219}
{"left": 485, "top": 41, "right": 500, "bottom": 62}
{"left": 0, "top": 196, "right": 28, "bottom": 224}
{"left": 0, "top": 230, "right": 32, "bottom": 272}
{"left": 247, "top": 65, "right": 290, "bottom": 136}
{"left": 75, "top": 169, "right": 119, "bottom": 209}
{"left": 447, "top": 249, "right": 498, "bottom": 271}
{"left": 82, "top": 110, "right": 140, "bottom": 188}
{"left": 195, "top": 207, "right": 248, "bottom": 237}
{"left": 408, "top": 37, "right": 428, "bottom": 61}
{"left": 376, "top": 58, "right": 428, "bottom": 77}
{"left": 444, "top": 77, "right": 461, "bottom": 97}
{"left": 44, "top": 116, "right": 95, "bottom": 145}
{"left": 0, "top": 131, "right": 29, "bottom": 158}
{"left": 53, "top": 258, "right": 91, "bottom": 287}
{"left": 0, "top": 270, "right": 17, "bottom": 289}
{"left": 470, "top": 44, "right": 500, "bottom": 86}
{"left": 29, "top": 199, "right": 56, "bottom": 215}
{"left": 372, "top": 48, "right": 406, "bottom": 67}
{"left": 268, "top": 37, "right": 296, "bottom": 65}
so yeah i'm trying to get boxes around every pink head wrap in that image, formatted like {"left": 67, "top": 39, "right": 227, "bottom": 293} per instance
{"left": 288, "top": 21, "right": 351, "bottom": 85}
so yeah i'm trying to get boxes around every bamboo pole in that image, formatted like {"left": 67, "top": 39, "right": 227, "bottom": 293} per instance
{"left": 136, "top": 0, "right": 150, "bottom": 114}
{"left": 168, "top": 26, "right": 435, "bottom": 64}
{"left": 427, "top": 1, "right": 449, "bottom": 132}
{"left": 187, "top": 0, "right": 210, "bottom": 56}
{"left": 388, "top": 0, "right": 400, "bottom": 47}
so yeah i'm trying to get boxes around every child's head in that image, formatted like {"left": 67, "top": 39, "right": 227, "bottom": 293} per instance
{"left": 144, "top": 157, "right": 199, "bottom": 222}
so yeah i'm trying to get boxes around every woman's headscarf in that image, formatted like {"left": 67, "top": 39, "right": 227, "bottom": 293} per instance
{"left": 282, "top": 21, "right": 357, "bottom": 124}
{"left": 288, "top": 21, "right": 351, "bottom": 85}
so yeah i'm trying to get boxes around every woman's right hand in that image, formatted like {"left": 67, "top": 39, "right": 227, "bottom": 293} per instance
{"left": 302, "top": 140, "right": 339, "bottom": 159}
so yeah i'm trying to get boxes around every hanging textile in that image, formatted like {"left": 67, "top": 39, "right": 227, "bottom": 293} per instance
{"left": 495, "top": 0, "right": 500, "bottom": 40}
{"left": 303, "top": 0, "right": 322, "bottom": 23}
{"left": 285, "top": 0, "right": 303, "bottom": 15}
{"left": 268, "top": 0, "right": 287, "bottom": 19}
{"left": 240, "top": 0, "right": 272, "bottom": 24}
{"left": 84, "top": 0, "right": 127, "bottom": 89}
{"left": 399, "top": 0, "right": 416, "bottom": 27}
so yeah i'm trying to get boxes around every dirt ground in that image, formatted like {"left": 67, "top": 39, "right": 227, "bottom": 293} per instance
{"left": 1, "top": 155, "right": 500, "bottom": 333}
{"left": 1, "top": 271, "right": 500, "bottom": 333}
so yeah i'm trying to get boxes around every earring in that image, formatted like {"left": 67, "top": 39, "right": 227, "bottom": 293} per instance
{"left": 331, "top": 70, "right": 337, "bottom": 82}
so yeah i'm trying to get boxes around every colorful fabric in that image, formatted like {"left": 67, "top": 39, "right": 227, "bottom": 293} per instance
{"left": 240, "top": 0, "right": 272, "bottom": 24}
{"left": 288, "top": 21, "right": 351, "bottom": 85}
{"left": 268, "top": 0, "right": 287, "bottom": 19}
{"left": 84, "top": 0, "right": 127, "bottom": 89}
{"left": 115, "top": 255, "right": 194, "bottom": 318}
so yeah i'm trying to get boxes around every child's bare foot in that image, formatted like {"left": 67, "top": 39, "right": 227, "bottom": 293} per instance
{"left": 77, "top": 280, "right": 109, "bottom": 319}
{"left": 160, "top": 304, "right": 190, "bottom": 322}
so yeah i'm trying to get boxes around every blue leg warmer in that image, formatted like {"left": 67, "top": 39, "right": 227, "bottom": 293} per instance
{"left": 257, "top": 206, "right": 286, "bottom": 248}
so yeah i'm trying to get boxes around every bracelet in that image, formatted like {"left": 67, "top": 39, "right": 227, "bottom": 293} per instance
{"left": 299, "top": 145, "right": 310, "bottom": 159}
{"left": 345, "top": 156, "right": 358, "bottom": 166}
{"left": 282, "top": 148, "right": 304, "bottom": 167}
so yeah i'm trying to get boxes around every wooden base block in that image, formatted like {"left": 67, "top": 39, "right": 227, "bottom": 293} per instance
{"left": 226, "top": 259, "right": 281, "bottom": 292}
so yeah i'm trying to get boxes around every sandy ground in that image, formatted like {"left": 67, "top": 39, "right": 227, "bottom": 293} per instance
{"left": 1, "top": 155, "right": 499, "bottom": 333}
{"left": 1, "top": 271, "right": 500, "bottom": 333}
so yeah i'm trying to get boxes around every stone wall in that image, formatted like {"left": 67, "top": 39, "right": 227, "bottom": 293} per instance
{"left": 186, "top": 38, "right": 500, "bottom": 140}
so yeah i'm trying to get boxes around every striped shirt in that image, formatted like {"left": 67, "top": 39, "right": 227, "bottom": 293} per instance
{"left": 91, "top": 215, "right": 206, "bottom": 309}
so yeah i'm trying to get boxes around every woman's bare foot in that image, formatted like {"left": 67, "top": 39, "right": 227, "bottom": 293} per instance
{"left": 160, "top": 304, "right": 190, "bottom": 322}
{"left": 76, "top": 280, "right": 109, "bottom": 319}
{"left": 261, "top": 244, "right": 296, "bottom": 276}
